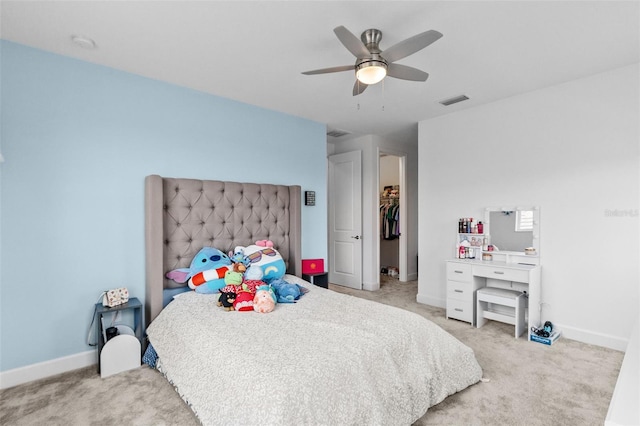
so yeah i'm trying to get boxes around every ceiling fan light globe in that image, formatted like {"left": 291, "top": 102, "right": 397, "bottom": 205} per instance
{"left": 356, "top": 62, "right": 387, "bottom": 85}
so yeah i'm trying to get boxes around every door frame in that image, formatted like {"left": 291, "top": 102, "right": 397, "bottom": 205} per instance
{"left": 377, "top": 149, "right": 408, "bottom": 283}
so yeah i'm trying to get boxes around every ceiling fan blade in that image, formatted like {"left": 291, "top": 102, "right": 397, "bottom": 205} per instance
{"left": 381, "top": 30, "right": 443, "bottom": 63}
{"left": 302, "top": 65, "right": 355, "bottom": 75}
{"left": 387, "top": 63, "right": 429, "bottom": 81}
{"left": 334, "top": 25, "right": 371, "bottom": 58}
{"left": 353, "top": 80, "right": 368, "bottom": 96}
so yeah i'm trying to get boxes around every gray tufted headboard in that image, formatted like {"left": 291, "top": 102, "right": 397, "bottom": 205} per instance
{"left": 144, "top": 175, "right": 302, "bottom": 325}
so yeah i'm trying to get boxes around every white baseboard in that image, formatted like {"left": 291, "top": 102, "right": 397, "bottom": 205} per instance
{"left": 556, "top": 323, "right": 629, "bottom": 351}
{"left": 415, "top": 294, "right": 629, "bottom": 352}
{"left": 0, "top": 350, "right": 96, "bottom": 390}
{"left": 363, "top": 281, "right": 379, "bottom": 291}
{"left": 416, "top": 293, "right": 446, "bottom": 309}
{"left": 407, "top": 272, "right": 418, "bottom": 281}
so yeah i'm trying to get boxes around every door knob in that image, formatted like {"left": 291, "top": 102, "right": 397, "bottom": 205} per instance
{"left": 351, "top": 235, "right": 360, "bottom": 239}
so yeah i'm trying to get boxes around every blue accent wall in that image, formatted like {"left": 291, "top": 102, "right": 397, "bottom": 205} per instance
{"left": 0, "top": 41, "right": 327, "bottom": 371}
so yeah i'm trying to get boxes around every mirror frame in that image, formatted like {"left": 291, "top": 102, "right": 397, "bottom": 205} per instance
{"left": 484, "top": 206, "right": 540, "bottom": 257}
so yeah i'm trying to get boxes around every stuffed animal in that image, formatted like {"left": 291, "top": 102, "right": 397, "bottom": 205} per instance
{"left": 243, "top": 265, "right": 264, "bottom": 281}
{"left": 253, "top": 285, "right": 276, "bottom": 313}
{"left": 228, "top": 248, "right": 250, "bottom": 273}
{"left": 224, "top": 270, "right": 243, "bottom": 287}
{"left": 240, "top": 279, "right": 264, "bottom": 294}
{"left": 218, "top": 291, "right": 236, "bottom": 311}
{"left": 270, "top": 278, "right": 308, "bottom": 303}
{"left": 165, "top": 247, "right": 232, "bottom": 294}
{"left": 233, "top": 291, "right": 254, "bottom": 312}
{"left": 236, "top": 240, "right": 286, "bottom": 281}
{"left": 232, "top": 262, "right": 247, "bottom": 274}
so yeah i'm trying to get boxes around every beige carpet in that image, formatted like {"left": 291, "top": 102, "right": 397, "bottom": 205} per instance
{"left": 0, "top": 278, "right": 623, "bottom": 425}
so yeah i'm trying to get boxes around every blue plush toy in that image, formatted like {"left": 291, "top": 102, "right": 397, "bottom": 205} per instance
{"left": 270, "top": 278, "right": 308, "bottom": 303}
{"left": 236, "top": 241, "right": 286, "bottom": 282}
{"left": 165, "top": 247, "right": 232, "bottom": 294}
{"left": 228, "top": 248, "right": 250, "bottom": 269}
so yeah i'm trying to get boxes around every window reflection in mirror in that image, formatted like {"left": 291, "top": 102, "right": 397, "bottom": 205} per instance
{"left": 489, "top": 211, "right": 533, "bottom": 252}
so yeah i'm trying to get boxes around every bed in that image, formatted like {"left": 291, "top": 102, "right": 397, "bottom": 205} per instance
{"left": 144, "top": 174, "right": 482, "bottom": 425}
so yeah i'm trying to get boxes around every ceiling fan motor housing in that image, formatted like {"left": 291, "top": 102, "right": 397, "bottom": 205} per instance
{"left": 361, "top": 28, "right": 383, "bottom": 53}
{"left": 356, "top": 29, "right": 388, "bottom": 83}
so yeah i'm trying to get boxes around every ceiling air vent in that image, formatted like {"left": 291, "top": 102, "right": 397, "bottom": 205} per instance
{"left": 327, "top": 129, "right": 351, "bottom": 138}
{"left": 439, "top": 94, "right": 470, "bottom": 106}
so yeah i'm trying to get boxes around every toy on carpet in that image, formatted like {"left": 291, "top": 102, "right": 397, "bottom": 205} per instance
{"left": 270, "top": 278, "right": 308, "bottom": 303}
{"left": 165, "top": 247, "right": 232, "bottom": 294}
{"left": 253, "top": 285, "right": 277, "bottom": 313}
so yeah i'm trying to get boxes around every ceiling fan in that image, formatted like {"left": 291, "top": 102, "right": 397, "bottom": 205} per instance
{"left": 302, "top": 26, "right": 443, "bottom": 96}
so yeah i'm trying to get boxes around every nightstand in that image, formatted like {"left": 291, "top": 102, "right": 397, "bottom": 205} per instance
{"left": 302, "top": 272, "right": 328, "bottom": 288}
{"left": 94, "top": 297, "right": 143, "bottom": 375}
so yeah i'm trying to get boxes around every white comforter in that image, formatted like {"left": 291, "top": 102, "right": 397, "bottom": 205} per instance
{"left": 146, "top": 275, "right": 482, "bottom": 425}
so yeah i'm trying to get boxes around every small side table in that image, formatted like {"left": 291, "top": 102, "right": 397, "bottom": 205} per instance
{"left": 302, "top": 272, "right": 328, "bottom": 288}
{"left": 94, "top": 297, "right": 143, "bottom": 373}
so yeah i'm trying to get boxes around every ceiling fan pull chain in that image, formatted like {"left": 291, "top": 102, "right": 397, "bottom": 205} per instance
{"left": 382, "top": 79, "right": 385, "bottom": 111}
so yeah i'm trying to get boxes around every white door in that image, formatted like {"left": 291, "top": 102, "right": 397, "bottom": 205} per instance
{"left": 328, "top": 151, "right": 362, "bottom": 289}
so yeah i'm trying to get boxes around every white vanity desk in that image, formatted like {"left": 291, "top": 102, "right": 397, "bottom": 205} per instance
{"left": 446, "top": 258, "right": 541, "bottom": 340}
{"left": 449, "top": 207, "right": 542, "bottom": 340}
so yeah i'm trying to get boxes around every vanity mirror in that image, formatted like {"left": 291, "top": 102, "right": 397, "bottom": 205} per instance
{"left": 485, "top": 206, "right": 540, "bottom": 262}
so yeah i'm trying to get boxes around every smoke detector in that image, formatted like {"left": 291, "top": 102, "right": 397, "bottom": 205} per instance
{"left": 71, "top": 35, "right": 97, "bottom": 50}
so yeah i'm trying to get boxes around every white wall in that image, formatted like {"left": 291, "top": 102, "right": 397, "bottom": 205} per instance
{"left": 329, "top": 129, "right": 419, "bottom": 289}
{"left": 418, "top": 64, "right": 639, "bottom": 350}
{"left": 380, "top": 155, "right": 400, "bottom": 187}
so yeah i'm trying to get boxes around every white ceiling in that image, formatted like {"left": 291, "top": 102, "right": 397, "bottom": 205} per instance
{"left": 2, "top": 1, "right": 639, "bottom": 143}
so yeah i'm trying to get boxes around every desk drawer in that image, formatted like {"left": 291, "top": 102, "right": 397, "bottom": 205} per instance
{"left": 446, "top": 299, "right": 473, "bottom": 323}
{"left": 446, "top": 262, "right": 472, "bottom": 282}
{"left": 473, "top": 265, "right": 530, "bottom": 283}
{"left": 447, "top": 279, "right": 474, "bottom": 303}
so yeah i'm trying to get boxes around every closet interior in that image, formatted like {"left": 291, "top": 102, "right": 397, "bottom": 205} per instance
{"left": 379, "top": 154, "right": 400, "bottom": 279}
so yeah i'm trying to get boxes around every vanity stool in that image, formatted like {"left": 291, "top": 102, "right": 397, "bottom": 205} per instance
{"left": 476, "top": 287, "right": 527, "bottom": 338}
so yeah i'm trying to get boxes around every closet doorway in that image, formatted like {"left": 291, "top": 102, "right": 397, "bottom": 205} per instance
{"left": 378, "top": 152, "right": 408, "bottom": 283}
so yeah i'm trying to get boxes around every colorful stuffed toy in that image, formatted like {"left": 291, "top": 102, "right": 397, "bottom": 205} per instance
{"left": 253, "top": 285, "right": 276, "bottom": 313}
{"left": 236, "top": 240, "right": 286, "bottom": 281}
{"left": 240, "top": 279, "right": 264, "bottom": 294}
{"left": 165, "top": 247, "right": 232, "bottom": 294}
{"left": 218, "top": 290, "right": 236, "bottom": 311}
{"left": 243, "top": 265, "right": 264, "bottom": 281}
{"left": 233, "top": 291, "right": 254, "bottom": 311}
{"left": 270, "top": 278, "right": 308, "bottom": 303}
{"left": 232, "top": 262, "right": 247, "bottom": 274}
{"left": 228, "top": 248, "right": 250, "bottom": 273}
{"left": 224, "top": 270, "right": 243, "bottom": 287}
